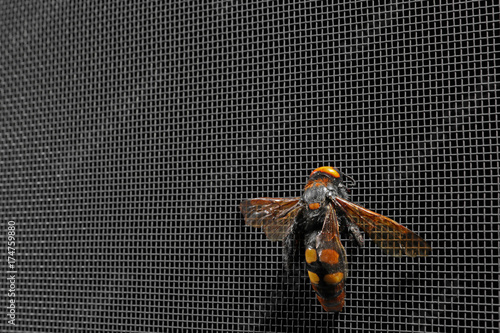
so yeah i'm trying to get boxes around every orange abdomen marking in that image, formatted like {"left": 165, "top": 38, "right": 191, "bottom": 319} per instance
{"left": 319, "top": 249, "right": 339, "bottom": 265}
{"left": 308, "top": 271, "right": 320, "bottom": 284}
{"left": 324, "top": 272, "right": 344, "bottom": 284}
{"left": 305, "top": 248, "right": 317, "bottom": 264}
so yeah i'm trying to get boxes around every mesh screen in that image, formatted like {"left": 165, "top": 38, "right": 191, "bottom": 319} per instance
{"left": 1, "top": 1, "right": 499, "bottom": 332}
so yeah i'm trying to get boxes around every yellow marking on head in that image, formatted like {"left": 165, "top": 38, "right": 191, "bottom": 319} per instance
{"left": 310, "top": 166, "right": 340, "bottom": 178}
{"left": 308, "top": 271, "right": 320, "bottom": 284}
{"left": 308, "top": 202, "right": 321, "bottom": 210}
{"left": 324, "top": 272, "right": 344, "bottom": 284}
{"left": 305, "top": 248, "right": 317, "bottom": 264}
{"left": 319, "top": 249, "right": 340, "bottom": 265}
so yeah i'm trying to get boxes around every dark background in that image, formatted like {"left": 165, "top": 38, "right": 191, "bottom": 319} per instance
{"left": 1, "top": 1, "right": 498, "bottom": 332}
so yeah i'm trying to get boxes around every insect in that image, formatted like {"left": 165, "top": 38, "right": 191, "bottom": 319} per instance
{"left": 240, "top": 166, "right": 431, "bottom": 312}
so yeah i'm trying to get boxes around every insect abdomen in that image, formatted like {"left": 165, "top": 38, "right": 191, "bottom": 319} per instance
{"left": 305, "top": 231, "right": 348, "bottom": 312}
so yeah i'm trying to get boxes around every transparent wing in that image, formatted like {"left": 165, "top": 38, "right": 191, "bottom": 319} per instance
{"left": 240, "top": 197, "right": 303, "bottom": 241}
{"left": 334, "top": 197, "right": 431, "bottom": 257}
{"left": 316, "top": 203, "right": 348, "bottom": 272}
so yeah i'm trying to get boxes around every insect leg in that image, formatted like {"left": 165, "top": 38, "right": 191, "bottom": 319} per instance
{"left": 327, "top": 192, "right": 364, "bottom": 248}
{"left": 282, "top": 229, "right": 296, "bottom": 273}
{"left": 345, "top": 219, "right": 364, "bottom": 247}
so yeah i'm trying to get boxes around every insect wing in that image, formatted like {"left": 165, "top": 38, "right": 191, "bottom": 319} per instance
{"left": 240, "top": 197, "right": 303, "bottom": 241}
{"left": 316, "top": 204, "right": 348, "bottom": 273}
{"left": 334, "top": 197, "right": 431, "bottom": 257}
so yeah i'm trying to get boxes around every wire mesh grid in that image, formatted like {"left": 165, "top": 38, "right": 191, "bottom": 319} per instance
{"left": 0, "top": 1, "right": 498, "bottom": 332}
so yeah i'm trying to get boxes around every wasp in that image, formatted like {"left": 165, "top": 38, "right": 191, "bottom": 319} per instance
{"left": 240, "top": 166, "right": 431, "bottom": 312}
